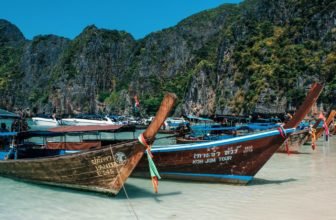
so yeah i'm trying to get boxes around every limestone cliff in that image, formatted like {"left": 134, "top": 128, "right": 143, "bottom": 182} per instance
{"left": 0, "top": 0, "right": 335, "bottom": 116}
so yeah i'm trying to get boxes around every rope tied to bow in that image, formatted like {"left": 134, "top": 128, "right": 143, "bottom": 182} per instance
{"left": 278, "top": 126, "right": 290, "bottom": 155}
{"left": 138, "top": 133, "right": 161, "bottom": 193}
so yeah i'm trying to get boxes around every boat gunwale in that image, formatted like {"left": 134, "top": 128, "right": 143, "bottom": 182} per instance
{"left": 152, "top": 128, "right": 296, "bottom": 152}
{"left": 0, "top": 140, "right": 138, "bottom": 163}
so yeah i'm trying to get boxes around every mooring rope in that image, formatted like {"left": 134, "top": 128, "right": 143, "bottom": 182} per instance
{"left": 278, "top": 125, "right": 290, "bottom": 155}
{"left": 109, "top": 146, "right": 139, "bottom": 220}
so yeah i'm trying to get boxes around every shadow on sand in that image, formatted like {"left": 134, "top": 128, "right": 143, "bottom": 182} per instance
{"left": 12, "top": 178, "right": 181, "bottom": 200}
{"left": 116, "top": 182, "right": 182, "bottom": 202}
{"left": 249, "top": 178, "right": 297, "bottom": 186}
{"left": 277, "top": 151, "right": 312, "bottom": 155}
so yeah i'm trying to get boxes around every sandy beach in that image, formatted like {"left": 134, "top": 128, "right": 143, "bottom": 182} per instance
{"left": 0, "top": 136, "right": 335, "bottom": 220}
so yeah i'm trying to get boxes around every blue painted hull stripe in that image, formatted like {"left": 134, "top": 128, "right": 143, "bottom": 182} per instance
{"left": 161, "top": 172, "right": 253, "bottom": 181}
{"left": 152, "top": 128, "right": 295, "bottom": 153}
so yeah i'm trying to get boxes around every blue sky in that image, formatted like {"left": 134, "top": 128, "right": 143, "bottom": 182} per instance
{"left": 1, "top": 0, "right": 242, "bottom": 40}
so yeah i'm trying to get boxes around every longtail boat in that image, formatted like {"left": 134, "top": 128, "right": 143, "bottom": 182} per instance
{"left": 0, "top": 93, "right": 176, "bottom": 195}
{"left": 277, "top": 118, "right": 322, "bottom": 153}
{"left": 293, "top": 110, "right": 336, "bottom": 150}
{"left": 332, "top": 121, "right": 336, "bottom": 135}
{"left": 315, "top": 110, "right": 336, "bottom": 140}
{"left": 175, "top": 119, "right": 280, "bottom": 144}
{"left": 133, "top": 83, "right": 323, "bottom": 184}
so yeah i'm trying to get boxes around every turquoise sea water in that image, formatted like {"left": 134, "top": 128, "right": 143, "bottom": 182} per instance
{"left": 0, "top": 122, "right": 335, "bottom": 219}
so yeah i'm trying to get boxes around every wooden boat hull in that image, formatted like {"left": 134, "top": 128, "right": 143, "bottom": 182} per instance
{"left": 277, "top": 129, "right": 310, "bottom": 153}
{"left": 315, "top": 110, "right": 336, "bottom": 139}
{"left": 0, "top": 93, "right": 177, "bottom": 195}
{"left": 0, "top": 141, "right": 145, "bottom": 195}
{"left": 136, "top": 83, "right": 323, "bottom": 184}
{"left": 134, "top": 129, "right": 295, "bottom": 184}
{"left": 331, "top": 124, "right": 336, "bottom": 135}
{"left": 280, "top": 110, "right": 336, "bottom": 152}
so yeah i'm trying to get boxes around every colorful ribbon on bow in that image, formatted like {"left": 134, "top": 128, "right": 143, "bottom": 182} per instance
{"left": 309, "top": 127, "right": 316, "bottom": 150}
{"left": 138, "top": 133, "right": 161, "bottom": 193}
{"left": 278, "top": 126, "right": 290, "bottom": 155}
{"left": 319, "top": 112, "right": 329, "bottom": 141}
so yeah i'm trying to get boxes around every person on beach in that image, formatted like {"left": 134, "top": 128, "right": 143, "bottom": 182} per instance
{"left": 11, "top": 110, "right": 30, "bottom": 132}
{"left": 0, "top": 123, "right": 9, "bottom": 132}
{"left": 0, "top": 123, "right": 10, "bottom": 151}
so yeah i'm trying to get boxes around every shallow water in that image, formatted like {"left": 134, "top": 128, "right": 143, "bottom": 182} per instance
{"left": 0, "top": 132, "right": 335, "bottom": 219}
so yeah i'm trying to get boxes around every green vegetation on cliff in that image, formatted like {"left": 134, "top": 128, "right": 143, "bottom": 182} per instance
{"left": 0, "top": 1, "right": 335, "bottom": 115}
{"left": 0, "top": 46, "right": 23, "bottom": 90}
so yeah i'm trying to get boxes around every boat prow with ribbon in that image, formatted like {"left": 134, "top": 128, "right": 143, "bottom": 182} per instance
{"left": 279, "top": 109, "right": 336, "bottom": 154}
{"left": 0, "top": 93, "right": 176, "bottom": 195}
{"left": 277, "top": 118, "right": 322, "bottom": 154}
{"left": 314, "top": 110, "right": 336, "bottom": 141}
{"left": 133, "top": 83, "right": 323, "bottom": 184}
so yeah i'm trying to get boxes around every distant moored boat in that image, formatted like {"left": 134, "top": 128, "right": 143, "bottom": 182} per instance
{"left": 61, "top": 114, "right": 115, "bottom": 126}
{"left": 32, "top": 114, "right": 61, "bottom": 127}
